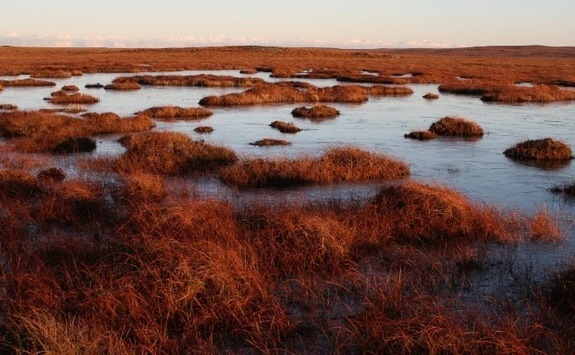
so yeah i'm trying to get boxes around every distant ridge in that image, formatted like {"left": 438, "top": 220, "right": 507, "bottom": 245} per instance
{"left": 380, "top": 45, "right": 575, "bottom": 58}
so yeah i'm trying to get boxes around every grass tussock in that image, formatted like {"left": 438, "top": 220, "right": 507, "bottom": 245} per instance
{"left": 219, "top": 146, "right": 409, "bottom": 187}
{"left": 504, "top": 138, "right": 574, "bottom": 161}
{"left": 104, "top": 82, "right": 141, "bottom": 90}
{"left": 61, "top": 85, "right": 79, "bottom": 92}
{"left": 194, "top": 125, "right": 214, "bottom": 133}
{"left": 112, "top": 74, "right": 265, "bottom": 87}
{"left": 250, "top": 138, "right": 291, "bottom": 147}
{"left": 481, "top": 84, "right": 575, "bottom": 103}
{"left": 291, "top": 105, "right": 340, "bottom": 119}
{"left": 423, "top": 92, "right": 439, "bottom": 99}
{"left": 429, "top": 116, "right": 484, "bottom": 137}
{"left": 118, "top": 173, "right": 167, "bottom": 202}
{"left": 438, "top": 80, "right": 504, "bottom": 96}
{"left": 0, "top": 169, "right": 41, "bottom": 199}
{"left": 0, "top": 104, "right": 18, "bottom": 110}
{"left": 0, "top": 110, "right": 155, "bottom": 153}
{"left": 0, "top": 78, "right": 56, "bottom": 87}
{"left": 37, "top": 167, "right": 66, "bottom": 182}
{"left": 31, "top": 71, "right": 72, "bottom": 79}
{"left": 269, "top": 120, "right": 301, "bottom": 133}
{"left": 49, "top": 91, "right": 100, "bottom": 105}
{"left": 116, "top": 131, "right": 238, "bottom": 175}
{"left": 136, "top": 106, "right": 213, "bottom": 120}
{"left": 372, "top": 181, "right": 510, "bottom": 244}
{"left": 199, "top": 82, "right": 412, "bottom": 107}
{"left": 404, "top": 130, "right": 437, "bottom": 140}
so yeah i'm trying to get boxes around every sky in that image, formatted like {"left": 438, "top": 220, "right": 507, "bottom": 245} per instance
{"left": 1, "top": 0, "right": 574, "bottom": 48}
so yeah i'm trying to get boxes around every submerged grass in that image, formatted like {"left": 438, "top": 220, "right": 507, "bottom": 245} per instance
{"left": 504, "top": 138, "right": 574, "bottom": 161}
{"left": 250, "top": 138, "right": 292, "bottom": 147}
{"left": 219, "top": 146, "right": 409, "bottom": 188}
{"left": 549, "top": 182, "right": 575, "bottom": 198}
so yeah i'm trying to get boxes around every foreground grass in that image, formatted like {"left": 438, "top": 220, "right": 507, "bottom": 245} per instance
{"left": 219, "top": 147, "right": 410, "bottom": 187}
{"left": 0, "top": 171, "right": 568, "bottom": 353}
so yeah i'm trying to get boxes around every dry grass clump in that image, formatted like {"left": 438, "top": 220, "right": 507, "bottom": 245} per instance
{"left": 404, "top": 130, "right": 437, "bottom": 140}
{"left": 0, "top": 78, "right": 56, "bottom": 87}
{"left": 530, "top": 209, "right": 563, "bottom": 242}
{"left": 240, "top": 69, "right": 258, "bottom": 74}
{"left": 438, "top": 81, "right": 504, "bottom": 96}
{"left": 112, "top": 74, "right": 265, "bottom": 88}
{"left": 291, "top": 105, "right": 340, "bottom": 119}
{"left": 219, "top": 147, "right": 409, "bottom": 187}
{"left": 429, "top": 116, "right": 484, "bottom": 137}
{"left": 0, "top": 169, "right": 41, "bottom": 199}
{"left": 481, "top": 84, "right": 575, "bottom": 103}
{"left": 0, "top": 103, "right": 18, "bottom": 110}
{"left": 37, "top": 167, "right": 66, "bottom": 182}
{"left": 49, "top": 91, "right": 100, "bottom": 105}
{"left": 194, "top": 125, "right": 214, "bottom": 133}
{"left": 104, "top": 82, "right": 141, "bottom": 90}
{"left": 549, "top": 182, "right": 575, "bottom": 198}
{"left": 199, "top": 82, "right": 412, "bottom": 107}
{"left": 116, "top": 131, "right": 238, "bottom": 175}
{"left": 136, "top": 106, "right": 213, "bottom": 120}
{"left": 504, "top": 138, "right": 573, "bottom": 161}
{"left": 250, "top": 138, "right": 291, "bottom": 147}
{"left": 269, "top": 120, "right": 301, "bottom": 133}
{"left": 61, "top": 85, "right": 79, "bottom": 92}
{"left": 0, "top": 110, "right": 155, "bottom": 153}
{"left": 118, "top": 173, "right": 167, "bottom": 202}
{"left": 35, "top": 180, "right": 107, "bottom": 226}
{"left": 372, "top": 181, "right": 508, "bottom": 244}
{"left": 423, "top": 92, "right": 439, "bottom": 99}
{"left": 31, "top": 71, "right": 72, "bottom": 79}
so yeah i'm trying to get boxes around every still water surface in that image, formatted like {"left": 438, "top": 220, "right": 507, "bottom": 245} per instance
{"left": 2, "top": 70, "right": 575, "bottom": 285}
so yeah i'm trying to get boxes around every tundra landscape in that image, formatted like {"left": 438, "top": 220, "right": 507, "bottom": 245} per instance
{"left": 0, "top": 45, "right": 575, "bottom": 353}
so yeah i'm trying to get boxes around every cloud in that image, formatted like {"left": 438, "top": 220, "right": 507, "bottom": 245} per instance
{"left": 0, "top": 33, "right": 460, "bottom": 49}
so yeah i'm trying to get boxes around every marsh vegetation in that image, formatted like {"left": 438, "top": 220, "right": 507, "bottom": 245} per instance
{"left": 0, "top": 45, "right": 574, "bottom": 353}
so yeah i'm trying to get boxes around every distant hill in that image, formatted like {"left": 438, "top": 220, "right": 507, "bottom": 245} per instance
{"left": 380, "top": 45, "right": 575, "bottom": 58}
